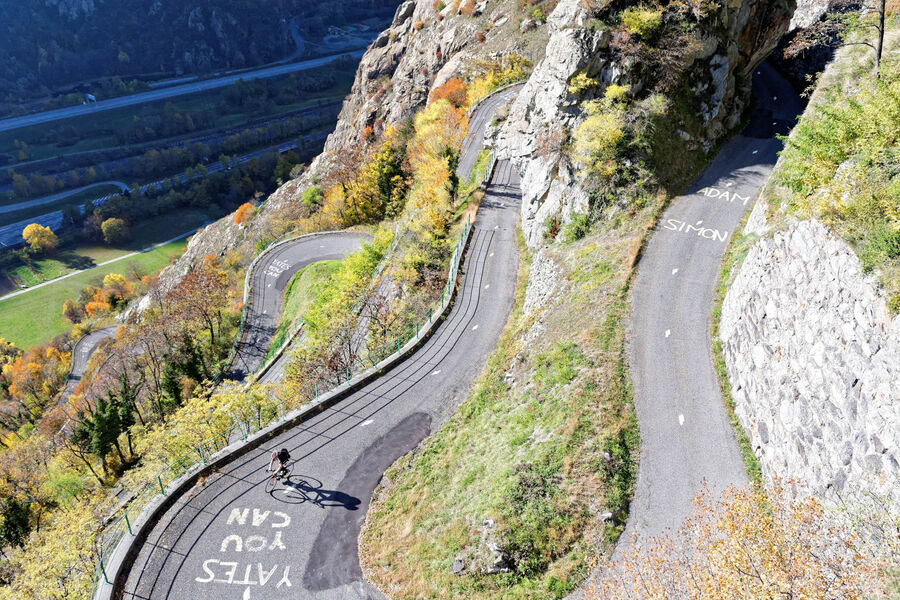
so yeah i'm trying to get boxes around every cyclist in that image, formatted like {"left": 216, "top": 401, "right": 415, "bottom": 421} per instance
{"left": 268, "top": 448, "right": 291, "bottom": 480}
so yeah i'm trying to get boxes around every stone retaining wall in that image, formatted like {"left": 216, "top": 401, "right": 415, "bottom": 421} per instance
{"left": 720, "top": 219, "right": 899, "bottom": 503}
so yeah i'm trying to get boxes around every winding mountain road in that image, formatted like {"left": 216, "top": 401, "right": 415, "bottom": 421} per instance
{"left": 118, "top": 93, "right": 522, "bottom": 600}
{"left": 61, "top": 326, "right": 118, "bottom": 402}
{"left": 228, "top": 233, "right": 372, "bottom": 381}
{"left": 624, "top": 62, "right": 803, "bottom": 542}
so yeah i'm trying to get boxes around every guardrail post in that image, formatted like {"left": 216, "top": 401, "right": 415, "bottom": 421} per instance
{"left": 397, "top": 337, "right": 401, "bottom": 354}
{"left": 346, "top": 367, "right": 351, "bottom": 383}
{"left": 416, "top": 321, "right": 419, "bottom": 337}
{"left": 374, "top": 350, "right": 377, "bottom": 368}
{"left": 197, "top": 446, "right": 206, "bottom": 465}
{"left": 157, "top": 476, "right": 166, "bottom": 495}
{"left": 100, "top": 559, "right": 110, "bottom": 585}
{"left": 125, "top": 512, "right": 133, "bottom": 536}
{"left": 314, "top": 382, "right": 318, "bottom": 400}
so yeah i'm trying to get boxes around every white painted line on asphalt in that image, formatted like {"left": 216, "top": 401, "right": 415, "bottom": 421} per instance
{"left": 472, "top": 325, "right": 479, "bottom": 330}
{"left": 432, "top": 370, "right": 441, "bottom": 375}
{"left": 672, "top": 268, "right": 679, "bottom": 275}
{"left": 753, "top": 150, "right": 759, "bottom": 154}
{"left": 696, "top": 220, "right": 703, "bottom": 226}
{"left": 490, "top": 252, "right": 494, "bottom": 257}
{"left": 361, "top": 419, "right": 374, "bottom": 427}
{"left": 678, "top": 414, "right": 685, "bottom": 426}
{"left": 665, "top": 329, "right": 671, "bottom": 338}
{"left": 485, "top": 284, "right": 490, "bottom": 289}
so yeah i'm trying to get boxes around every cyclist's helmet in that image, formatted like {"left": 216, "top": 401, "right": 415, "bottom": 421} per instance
{"left": 277, "top": 448, "right": 290, "bottom": 462}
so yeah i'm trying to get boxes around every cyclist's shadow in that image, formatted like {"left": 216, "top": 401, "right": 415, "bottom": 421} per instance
{"left": 277, "top": 474, "right": 361, "bottom": 510}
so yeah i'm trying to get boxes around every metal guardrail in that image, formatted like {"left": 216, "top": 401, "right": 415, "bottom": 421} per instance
{"left": 89, "top": 212, "right": 473, "bottom": 600}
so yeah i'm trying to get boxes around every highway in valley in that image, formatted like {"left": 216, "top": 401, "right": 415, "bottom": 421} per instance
{"left": 115, "top": 89, "right": 522, "bottom": 600}
{"left": 623, "top": 62, "right": 803, "bottom": 543}
{"left": 0, "top": 50, "right": 367, "bottom": 134}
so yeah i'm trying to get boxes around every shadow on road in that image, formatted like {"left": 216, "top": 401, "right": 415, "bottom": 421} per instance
{"left": 279, "top": 476, "right": 361, "bottom": 510}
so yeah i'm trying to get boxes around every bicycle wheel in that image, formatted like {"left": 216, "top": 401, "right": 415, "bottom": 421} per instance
{"left": 264, "top": 471, "right": 277, "bottom": 494}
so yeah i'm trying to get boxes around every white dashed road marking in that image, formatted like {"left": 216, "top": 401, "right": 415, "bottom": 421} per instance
{"left": 432, "top": 370, "right": 441, "bottom": 375}
{"left": 665, "top": 330, "right": 671, "bottom": 338}
{"left": 672, "top": 268, "right": 679, "bottom": 275}
{"left": 752, "top": 150, "right": 759, "bottom": 155}
{"left": 485, "top": 284, "right": 490, "bottom": 289}
{"left": 472, "top": 325, "right": 479, "bottom": 330}
{"left": 361, "top": 419, "right": 374, "bottom": 427}
{"left": 678, "top": 414, "right": 685, "bottom": 426}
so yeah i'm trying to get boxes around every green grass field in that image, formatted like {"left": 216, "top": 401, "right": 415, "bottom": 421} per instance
{"left": 266, "top": 260, "right": 341, "bottom": 359}
{"left": 0, "top": 239, "right": 186, "bottom": 349}
{"left": 5, "top": 208, "right": 211, "bottom": 290}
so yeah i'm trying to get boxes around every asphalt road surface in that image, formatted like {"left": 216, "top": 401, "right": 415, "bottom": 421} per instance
{"left": 228, "top": 233, "right": 372, "bottom": 381}
{"left": 624, "top": 62, "right": 803, "bottom": 543}
{"left": 60, "top": 326, "right": 118, "bottom": 402}
{"left": 0, "top": 51, "right": 367, "bottom": 134}
{"left": 120, "top": 158, "right": 521, "bottom": 600}
{"left": 457, "top": 85, "right": 522, "bottom": 181}
{"left": 0, "top": 181, "right": 130, "bottom": 215}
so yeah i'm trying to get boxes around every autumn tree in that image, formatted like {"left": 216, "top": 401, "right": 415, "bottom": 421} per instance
{"left": 61, "top": 299, "right": 84, "bottom": 324}
{"left": 430, "top": 77, "right": 469, "bottom": 109}
{"left": 101, "top": 217, "right": 129, "bottom": 245}
{"left": 22, "top": 223, "right": 58, "bottom": 255}
{"left": 233, "top": 202, "right": 256, "bottom": 224}
{"left": 586, "top": 483, "right": 895, "bottom": 600}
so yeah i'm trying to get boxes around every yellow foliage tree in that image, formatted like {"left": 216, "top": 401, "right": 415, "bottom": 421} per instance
{"left": 572, "top": 100, "right": 625, "bottom": 179}
{"left": 22, "top": 223, "right": 58, "bottom": 254}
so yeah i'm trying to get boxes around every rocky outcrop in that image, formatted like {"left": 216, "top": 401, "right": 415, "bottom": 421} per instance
{"left": 153, "top": 0, "right": 548, "bottom": 296}
{"left": 497, "top": 0, "right": 796, "bottom": 247}
{"left": 720, "top": 220, "right": 900, "bottom": 504}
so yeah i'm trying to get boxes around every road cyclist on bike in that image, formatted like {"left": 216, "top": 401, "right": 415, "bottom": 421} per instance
{"left": 268, "top": 447, "right": 291, "bottom": 481}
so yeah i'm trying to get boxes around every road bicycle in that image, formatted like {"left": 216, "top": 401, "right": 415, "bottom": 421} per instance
{"left": 264, "top": 459, "right": 294, "bottom": 494}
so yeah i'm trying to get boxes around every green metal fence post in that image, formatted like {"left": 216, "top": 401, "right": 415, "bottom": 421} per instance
{"left": 397, "top": 337, "right": 401, "bottom": 354}
{"left": 197, "top": 446, "right": 206, "bottom": 465}
{"left": 346, "top": 367, "right": 350, "bottom": 382}
{"left": 157, "top": 475, "right": 166, "bottom": 495}
{"left": 416, "top": 321, "right": 419, "bottom": 337}
{"left": 374, "top": 350, "right": 377, "bottom": 368}
{"left": 100, "top": 559, "right": 110, "bottom": 585}
{"left": 125, "top": 512, "right": 133, "bottom": 536}
{"left": 315, "top": 382, "right": 318, "bottom": 400}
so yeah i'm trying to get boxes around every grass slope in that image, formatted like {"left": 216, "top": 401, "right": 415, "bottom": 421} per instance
{"left": 361, "top": 206, "right": 651, "bottom": 598}
{"left": 266, "top": 259, "right": 341, "bottom": 360}
{"left": 0, "top": 239, "right": 185, "bottom": 348}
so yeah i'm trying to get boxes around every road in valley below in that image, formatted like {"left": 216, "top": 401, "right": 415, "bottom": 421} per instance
{"left": 117, "top": 87, "right": 522, "bottom": 600}
{"left": 624, "top": 62, "right": 803, "bottom": 543}
{"left": 0, "top": 51, "right": 367, "bottom": 134}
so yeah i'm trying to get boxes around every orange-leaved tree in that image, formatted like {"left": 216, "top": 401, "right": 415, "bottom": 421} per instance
{"left": 430, "top": 77, "right": 469, "bottom": 109}
{"left": 234, "top": 202, "right": 255, "bottom": 225}
{"left": 586, "top": 482, "right": 896, "bottom": 600}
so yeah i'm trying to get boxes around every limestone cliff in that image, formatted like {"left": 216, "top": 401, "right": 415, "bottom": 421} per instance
{"left": 496, "top": 0, "right": 796, "bottom": 246}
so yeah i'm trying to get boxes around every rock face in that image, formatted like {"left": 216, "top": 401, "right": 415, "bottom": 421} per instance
{"left": 496, "top": 0, "right": 795, "bottom": 247}
{"left": 720, "top": 220, "right": 900, "bottom": 504}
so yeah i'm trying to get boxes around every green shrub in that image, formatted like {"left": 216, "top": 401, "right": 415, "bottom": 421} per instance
{"left": 621, "top": 6, "right": 663, "bottom": 38}
{"left": 562, "top": 213, "right": 591, "bottom": 242}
